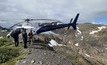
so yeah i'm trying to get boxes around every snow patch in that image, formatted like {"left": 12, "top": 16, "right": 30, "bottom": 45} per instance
{"left": 48, "top": 39, "right": 66, "bottom": 47}
{"left": 81, "top": 36, "right": 83, "bottom": 40}
{"left": 22, "top": 61, "right": 26, "bottom": 64}
{"left": 75, "top": 34, "right": 78, "bottom": 37}
{"left": 89, "top": 26, "right": 106, "bottom": 34}
{"left": 76, "top": 27, "right": 82, "bottom": 35}
{"left": 75, "top": 27, "right": 84, "bottom": 41}
{"left": 98, "top": 26, "right": 106, "bottom": 31}
{"left": 68, "top": 41, "right": 71, "bottom": 44}
{"left": 0, "top": 36, "right": 3, "bottom": 39}
{"left": 75, "top": 43, "right": 79, "bottom": 46}
{"left": 85, "top": 53, "right": 90, "bottom": 57}
{"left": 105, "top": 48, "right": 107, "bottom": 50}
{"left": 89, "top": 31, "right": 98, "bottom": 34}
{"left": 31, "top": 60, "right": 35, "bottom": 63}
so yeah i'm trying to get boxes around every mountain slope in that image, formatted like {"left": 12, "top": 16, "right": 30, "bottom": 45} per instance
{"left": 15, "top": 23, "right": 107, "bottom": 65}
{"left": 55, "top": 23, "right": 107, "bottom": 65}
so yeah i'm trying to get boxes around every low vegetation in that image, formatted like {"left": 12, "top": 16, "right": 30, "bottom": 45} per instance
{"left": 0, "top": 38, "right": 25, "bottom": 65}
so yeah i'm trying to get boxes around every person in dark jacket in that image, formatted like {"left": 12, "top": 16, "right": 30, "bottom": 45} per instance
{"left": 7, "top": 28, "right": 28, "bottom": 48}
{"left": 22, "top": 28, "right": 28, "bottom": 48}
{"left": 7, "top": 28, "right": 22, "bottom": 46}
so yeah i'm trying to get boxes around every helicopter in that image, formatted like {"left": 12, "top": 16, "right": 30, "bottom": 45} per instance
{"left": 6, "top": 13, "right": 79, "bottom": 35}
{"left": 5, "top": 13, "right": 79, "bottom": 48}
{"left": 3, "top": 13, "right": 80, "bottom": 37}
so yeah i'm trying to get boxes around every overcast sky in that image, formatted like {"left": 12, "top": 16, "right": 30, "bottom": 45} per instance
{"left": 0, "top": 0, "right": 107, "bottom": 27}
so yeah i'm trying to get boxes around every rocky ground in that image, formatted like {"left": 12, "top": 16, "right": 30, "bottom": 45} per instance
{"left": 15, "top": 43, "right": 73, "bottom": 65}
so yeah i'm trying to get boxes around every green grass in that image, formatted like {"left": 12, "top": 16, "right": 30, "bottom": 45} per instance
{"left": 0, "top": 38, "right": 12, "bottom": 47}
{"left": 0, "top": 38, "right": 26, "bottom": 65}
{"left": 1, "top": 54, "right": 25, "bottom": 65}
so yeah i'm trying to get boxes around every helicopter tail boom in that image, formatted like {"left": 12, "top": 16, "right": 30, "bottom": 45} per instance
{"left": 71, "top": 13, "right": 79, "bottom": 30}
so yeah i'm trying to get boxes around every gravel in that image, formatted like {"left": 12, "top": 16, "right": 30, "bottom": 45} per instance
{"left": 15, "top": 43, "right": 73, "bottom": 65}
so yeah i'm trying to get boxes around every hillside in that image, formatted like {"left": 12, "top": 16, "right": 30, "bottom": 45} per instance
{"left": 1, "top": 23, "right": 107, "bottom": 65}
{"left": 28, "top": 23, "right": 107, "bottom": 65}
{"left": 54, "top": 23, "right": 107, "bottom": 65}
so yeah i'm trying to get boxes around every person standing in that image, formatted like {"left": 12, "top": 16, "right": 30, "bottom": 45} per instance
{"left": 28, "top": 30, "right": 33, "bottom": 44}
{"left": 7, "top": 28, "right": 22, "bottom": 47}
{"left": 22, "top": 29, "right": 28, "bottom": 48}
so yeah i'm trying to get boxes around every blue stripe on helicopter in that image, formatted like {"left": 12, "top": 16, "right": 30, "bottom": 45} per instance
{"left": 36, "top": 24, "right": 74, "bottom": 34}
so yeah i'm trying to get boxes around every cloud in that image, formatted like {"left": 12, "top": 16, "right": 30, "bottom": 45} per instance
{"left": 0, "top": 0, "right": 107, "bottom": 27}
